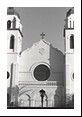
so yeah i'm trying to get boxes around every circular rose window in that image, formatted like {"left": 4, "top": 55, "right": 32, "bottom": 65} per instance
{"left": 34, "top": 64, "right": 50, "bottom": 81}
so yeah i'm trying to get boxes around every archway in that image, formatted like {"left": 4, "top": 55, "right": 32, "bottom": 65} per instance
{"left": 33, "top": 90, "right": 48, "bottom": 107}
{"left": 18, "top": 94, "right": 30, "bottom": 107}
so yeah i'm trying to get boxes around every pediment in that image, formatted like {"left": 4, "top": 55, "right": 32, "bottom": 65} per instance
{"left": 21, "top": 39, "right": 51, "bottom": 55}
{"left": 21, "top": 39, "right": 63, "bottom": 56}
{"left": 33, "top": 39, "right": 50, "bottom": 46}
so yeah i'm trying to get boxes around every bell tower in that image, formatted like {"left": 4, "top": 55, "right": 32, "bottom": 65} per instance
{"left": 64, "top": 7, "right": 74, "bottom": 106}
{"left": 7, "top": 7, "right": 23, "bottom": 106}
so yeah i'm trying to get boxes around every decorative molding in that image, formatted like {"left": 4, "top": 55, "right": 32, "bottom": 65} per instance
{"left": 19, "top": 71, "right": 31, "bottom": 73}
{"left": 65, "top": 52, "right": 74, "bottom": 54}
{"left": 41, "top": 39, "right": 50, "bottom": 45}
{"left": 7, "top": 52, "right": 18, "bottom": 54}
{"left": 52, "top": 71, "right": 64, "bottom": 73}
{"left": 64, "top": 28, "right": 74, "bottom": 30}
{"left": 39, "top": 48, "right": 45, "bottom": 55}
{"left": 7, "top": 28, "right": 23, "bottom": 37}
{"left": 18, "top": 81, "right": 63, "bottom": 86}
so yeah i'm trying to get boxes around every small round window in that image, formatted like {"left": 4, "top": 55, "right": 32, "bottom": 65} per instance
{"left": 7, "top": 71, "right": 10, "bottom": 79}
{"left": 34, "top": 64, "right": 50, "bottom": 81}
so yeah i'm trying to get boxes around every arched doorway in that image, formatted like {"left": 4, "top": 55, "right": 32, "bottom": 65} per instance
{"left": 33, "top": 90, "right": 48, "bottom": 107}
{"left": 18, "top": 94, "right": 30, "bottom": 107}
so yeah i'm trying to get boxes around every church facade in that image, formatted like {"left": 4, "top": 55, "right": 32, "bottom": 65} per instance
{"left": 7, "top": 7, "right": 74, "bottom": 108}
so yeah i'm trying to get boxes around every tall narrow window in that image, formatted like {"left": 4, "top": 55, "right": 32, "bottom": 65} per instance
{"left": 70, "top": 35, "right": 74, "bottom": 49}
{"left": 7, "top": 20, "right": 11, "bottom": 29}
{"left": 10, "top": 35, "right": 14, "bottom": 49}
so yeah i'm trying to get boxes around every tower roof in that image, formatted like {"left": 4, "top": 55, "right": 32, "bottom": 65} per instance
{"left": 7, "top": 7, "right": 20, "bottom": 19}
{"left": 66, "top": 7, "right": 74, "bottom": 17}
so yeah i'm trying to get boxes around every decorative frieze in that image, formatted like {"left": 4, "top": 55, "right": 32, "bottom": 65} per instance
{"left": 18, "top": 81, "right": 63, "bottom": 87}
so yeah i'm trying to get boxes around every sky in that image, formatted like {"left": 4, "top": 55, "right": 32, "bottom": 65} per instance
{"left": 16, "top": 7, "right": 70, "bottom": 53}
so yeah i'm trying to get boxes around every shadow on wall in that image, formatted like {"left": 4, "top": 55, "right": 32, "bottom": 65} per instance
{"left": 49, "top": 46, "right": 64, "bottom": 81}
{"left": 49, "top": 46, "right": 65, "bottom": 107}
